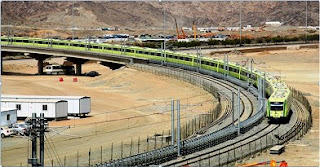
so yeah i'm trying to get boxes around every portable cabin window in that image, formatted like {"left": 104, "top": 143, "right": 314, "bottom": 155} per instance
{"left": 42, "top": 105, "right": 48, "bottom": 111}
{"left": 16, "top": 104, "right": 21, "bottom": 111}
{"left": 7, "top": 114, "right": 10, "bottom": 121}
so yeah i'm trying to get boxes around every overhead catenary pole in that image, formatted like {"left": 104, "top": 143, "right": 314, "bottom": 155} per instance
{"left": 72, "top": 1, "right": 75, "bottom": 40}
{"left": 227, "top": 54, "right": 229, "bottom": 77}
{"left": 239, "top": 1, "right": 242, "bottom": 46}
{"left": 171, "top": 100, "right": 175, "bottom": 145}
{"left": 237, "top": 88, "right": 241, "bottom": 135}
{"left": 246, "top": 58, "right": 250, "bottom": 89}
{"left": 223, "top": 54, "right": 226, "bottom": 80}
{"left": 232, "top": 92, "right": 235, "bottom": 125}
{"left": 177, "top": 100, "right": 181, "bottom": 157}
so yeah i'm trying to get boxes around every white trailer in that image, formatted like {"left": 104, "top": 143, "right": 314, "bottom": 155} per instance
{"left": 1, "top": 108, "right": 17, "bottom": 126}
{"left": 2, "top": 95, "right": 91, "bottom": 116}
{"left": 1, "top": 99, "right": 68, "bottom": 120}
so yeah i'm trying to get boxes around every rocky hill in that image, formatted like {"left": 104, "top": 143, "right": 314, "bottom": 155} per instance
{"left": 2, "top": 1, "right": 319, "bottom": 29}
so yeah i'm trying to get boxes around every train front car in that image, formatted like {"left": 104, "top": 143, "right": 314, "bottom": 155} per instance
{"left": 267, "top": 81, "right": 291, "bottom": 122}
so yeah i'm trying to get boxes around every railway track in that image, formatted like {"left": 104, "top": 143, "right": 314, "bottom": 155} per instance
{"left": 99, "top": 64, "right": 261, "bottom": 166}
{"left": 98, "top": 64, "right": 311, "bottom": 167}
{"left": 137, "top": 64, "right": 257, "bottom": 136}
{"left": 162, "top": 98, "right": 310, "bottom": 166}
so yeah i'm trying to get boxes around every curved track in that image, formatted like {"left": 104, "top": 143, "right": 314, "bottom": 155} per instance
{"left": 163, "top": 97, "right": 310, "bottom": 166}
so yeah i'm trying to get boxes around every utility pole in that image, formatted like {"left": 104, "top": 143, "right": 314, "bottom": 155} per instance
{"left": 28, "top": 113, "right": 45, "bottom": 167}
{"left": 305, "top": 1, "right": 308, "bottom": 43}
{"left": 177, "top": 100, "right": 181, "bottom": 157}
{"left": 237, "top": 88, "right": 241, "bottom": 135}
{"left": 171, "top": 100, "right": 175, "bottom": 145}
{"left": 40, "top": 113, "right": 45, "bottom": 166}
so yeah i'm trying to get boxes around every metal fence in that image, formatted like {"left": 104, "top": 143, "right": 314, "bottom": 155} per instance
{"left": 194, "top": 87, "right": 312, "bottom": 167}
{"left": 46, "top": 64, "right": 222, "bottom": 166}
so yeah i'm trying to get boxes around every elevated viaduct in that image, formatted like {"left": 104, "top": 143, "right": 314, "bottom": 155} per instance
{"left": 1, "top": 45, "right": 148, "bottom": 75}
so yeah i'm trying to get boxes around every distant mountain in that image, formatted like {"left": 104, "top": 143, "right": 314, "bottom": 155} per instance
{"left": 1, "top": 1, "right": 319, "bottom": 29}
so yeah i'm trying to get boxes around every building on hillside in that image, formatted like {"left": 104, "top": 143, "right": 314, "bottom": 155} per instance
{"left": 265, "top": 21, "right": 283, "bottom": 26}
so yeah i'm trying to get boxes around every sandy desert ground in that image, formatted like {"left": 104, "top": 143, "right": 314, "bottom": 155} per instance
{"left": 1, "top": 58, "right": 216, "bottom": 166}
{"left": 1, "top": 47, "right": 318, "bottom": 166}
{"left": 210, "top": 47, "right": 319, "bottom": 166}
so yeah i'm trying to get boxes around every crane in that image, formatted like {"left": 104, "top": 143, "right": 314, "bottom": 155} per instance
{"left": 173, "top": 16, "right": 186, "bottom": 39}
{"left": 192, "top": 21, "right": 197, "bottom": 39}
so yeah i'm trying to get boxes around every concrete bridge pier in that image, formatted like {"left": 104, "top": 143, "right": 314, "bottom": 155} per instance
{"left": 29, "top": 54, "right": 52, "bottom": 75}
{"left": 66, "top": 57, "right": 88, "bottom": 76}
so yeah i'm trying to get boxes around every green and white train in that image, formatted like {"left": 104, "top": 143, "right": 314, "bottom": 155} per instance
{"left": 1, "top": 37, "right": 291, "bottom": 120}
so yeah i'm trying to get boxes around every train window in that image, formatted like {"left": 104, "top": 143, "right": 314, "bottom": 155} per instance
{"left": 219, "top": 64, "right": 224, "bottom": 69}
{"left": 241, "top": 71, "right": 247, "bottom": 76}
{"left": 179, "top": 57, "right": 184, "bottom": 60}
{"left": 251, "top": 74, "right": 257, "bottom": 80}
{"left": 138, "top": 51, "right": 143, "bottom": 54}
{"left": 185, "top": 57, "right": 191, "bottom": 61}
{"left": 143, "top": 52, "right": 149, "bottom": 55}
{"left": 150, "top": 52, "right": 155, "bottom": 55}
{"left": 80, "top": 44, "right": 86, "bottom": 47}
{"left": 156, "top": 53, "right": 161, "bottom": 56}
{"left": 173, "top": 56, "right": 178, "bottom": 59}
{"left": 126, "top": 49, "right": 131, "bottom": 53}
{"left": 168, "top": 54, "right": 173, "bottom": 58}
{"left": 212, "top": 63, "right": 217, "bottom": 67}
{"left": 104, "top": 47, "right": 111, "bottom": 50}
{"left": 92, "top": 45, "right": 99, "bottom": 49}
{"left": 270, "top": 105, "right": 283, "bottom": 111}
{"left": 1, "top": 38, "right": 7, "bottom": 41}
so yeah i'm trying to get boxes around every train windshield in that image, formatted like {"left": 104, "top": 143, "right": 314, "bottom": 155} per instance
{"left": 270, "top": 102, "right": 283, "bottom": 111}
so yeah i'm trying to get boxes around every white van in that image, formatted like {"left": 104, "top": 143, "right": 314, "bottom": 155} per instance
{"left": 45, "top": 65, "right": 65, "bottom": 75}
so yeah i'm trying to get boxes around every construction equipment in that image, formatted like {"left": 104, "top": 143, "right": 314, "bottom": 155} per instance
{"left": 192, "top": 21, "right": 197, "bottom": 39}
{"left": 239, "top": 160, "right": 288, "bottom": 167}
{"left": 173, "top": 17, "right": 186, "bottom": 39}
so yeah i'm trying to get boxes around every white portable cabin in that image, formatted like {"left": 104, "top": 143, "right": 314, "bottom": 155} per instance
{"left": 1, "top": 108, "right": 17, "bottom": 126}
{"left": 1, "top": 99, "right": 68, "bottom": 120}
{"left": 2, "top": 95, "right": 91, "bottom": 116}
